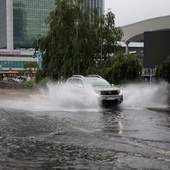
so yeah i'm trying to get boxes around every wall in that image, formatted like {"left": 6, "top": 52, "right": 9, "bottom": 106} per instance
{"left": 144, "top": 30, "right": 170, "bottom": 68}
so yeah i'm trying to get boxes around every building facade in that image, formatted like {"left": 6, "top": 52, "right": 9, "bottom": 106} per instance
{"left": 144, "top": 30, "right": 170, "bottom": 68}
{"left": 0, "top": 0, "right": 105, "bottom": 50}
{"left": 0, "top": 0, "right": 55, "bottom": 49}
{"left": 13, "top": 0, "right": 56, "bottom": 49}
{"left": 86, "top": 0, "right": 105, "bottom": 16}
{"left": 0, "top": 0, "right": 13, "bottom": 50}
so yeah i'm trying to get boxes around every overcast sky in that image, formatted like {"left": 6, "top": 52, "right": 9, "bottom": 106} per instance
{"left": 105, "top": 0, "right": 170, "bottom": 26}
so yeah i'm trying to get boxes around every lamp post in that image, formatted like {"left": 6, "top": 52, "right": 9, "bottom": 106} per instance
{"left": 37, "top": 52, "right": 42, "bottom": 69}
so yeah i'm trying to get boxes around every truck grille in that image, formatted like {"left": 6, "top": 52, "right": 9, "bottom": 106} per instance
{"left": 101, "top": 90, "right": 119, "bottom": 95}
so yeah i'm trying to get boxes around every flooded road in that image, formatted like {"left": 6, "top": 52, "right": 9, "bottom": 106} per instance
{"left": 0, "top": 83, "right": 170, "bottom": 169}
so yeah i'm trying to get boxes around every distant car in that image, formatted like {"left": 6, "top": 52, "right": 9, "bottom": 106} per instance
{"left": 66, "top": 75, "right": 123, "bottom": 107}
{"left": 142, "top": 74, "right": 155, "bottom": 84}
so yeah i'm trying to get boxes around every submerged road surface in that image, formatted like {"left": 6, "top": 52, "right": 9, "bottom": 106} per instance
{"left": 0, "top": 83, "right": 170, "bottom": 169}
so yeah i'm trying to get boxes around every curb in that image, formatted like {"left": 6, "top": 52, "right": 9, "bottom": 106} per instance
{"left": 147, "top": 107, "right": 170, "bottom": 113}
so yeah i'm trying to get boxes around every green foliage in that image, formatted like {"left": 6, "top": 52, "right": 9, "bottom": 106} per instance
{"left": 102, "top": 52, "right": 142, "bottom": 84}
{"left": 35, "top": 69, "right": 46, "bottom": 83}
{"left": 23, "top": 62, "right": 38, "bottom": 69}
{"left": 37, "top": 77, "right": 49, "bottom": 87}
{"left": 34, "top": 0, "right": 123, "bottom": 82}
{"left": 155, "top": 56, "right": 170, "bottom": 83}
{"left": 21, "top": 77, "right": 35, "bottom": 86}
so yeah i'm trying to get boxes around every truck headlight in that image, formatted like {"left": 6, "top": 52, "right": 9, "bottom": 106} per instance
{"left": 95, "top": 90, "right": 101, "bottom": 95}
{"left": 118, "top": 90, "right": 123, "bottom": 94}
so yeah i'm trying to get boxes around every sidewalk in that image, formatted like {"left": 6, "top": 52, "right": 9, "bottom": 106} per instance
{"left": 0, "top": 88, "right": 34, "bottom": 96}
{"left": 147, "top": 107, "right": 170, "bottom": 113}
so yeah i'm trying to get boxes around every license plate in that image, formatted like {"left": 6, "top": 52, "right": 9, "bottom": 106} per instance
{"left": 106, "top": 97, "right": 115, "bottom": 100}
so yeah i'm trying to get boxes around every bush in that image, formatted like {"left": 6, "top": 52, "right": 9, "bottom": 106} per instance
{"left": 102, "top": 52, "right": 142, "bottom": 84}
{"left": 21, "top": 77, "right": 35, "bottom": 86}
{"left": 156, "top": 56, "right": 170, "bottom": 83}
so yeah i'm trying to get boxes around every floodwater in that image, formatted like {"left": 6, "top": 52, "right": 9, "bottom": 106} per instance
{"left": 0, "top": 82, "right": 170, "bottom": 169}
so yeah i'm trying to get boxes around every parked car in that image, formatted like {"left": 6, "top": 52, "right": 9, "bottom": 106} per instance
{"left": 66, "top": 75, "right": 123, "bottom": 107}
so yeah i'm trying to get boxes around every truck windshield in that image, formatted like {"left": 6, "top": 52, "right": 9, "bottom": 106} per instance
{"left": 84, "top": 78, "right": 110, "bottom": 87}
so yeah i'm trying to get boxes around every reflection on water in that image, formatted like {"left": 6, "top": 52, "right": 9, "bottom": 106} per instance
{"left": 0, "top": 108, "right": 125, "bottom": 169}
{"left": 0, "top": 107, "right": 169, "bottom": 169}
{"left": 99, "top": 109, "right": 124, "bottom": 135}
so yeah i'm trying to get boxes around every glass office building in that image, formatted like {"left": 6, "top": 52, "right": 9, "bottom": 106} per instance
{"left": 0, "top": 0, "right": 13, "bottom": 49}
{"left": 13, "top": 0, "right": 104, "bottom": 47}
{"left": 0, "top": 0, "right": 104, "bottom": 49}
{"left": 86, "top": 0, "right": 104, "bottom": 16}
{"left": 0, "top": 0, "right": 55, "bottom": 49}
{"left": 13, "top": 0, "right": 55, "bottom": 49}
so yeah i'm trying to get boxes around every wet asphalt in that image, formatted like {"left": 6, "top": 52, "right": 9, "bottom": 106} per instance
{"left": 0, "top": 88, "right": 170, "bottom": 169}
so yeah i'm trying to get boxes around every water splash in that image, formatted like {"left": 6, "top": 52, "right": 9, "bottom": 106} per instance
{"left": 0, "top": 81, "right": 169, "bottom": 111}
{"left": 30, "top": 83, "right": 100, "bottom": 111}
{"left": 0, "top": 82, "right": 100, "bottom": 112}
{"left": 121, "top": 81, "right": 169, "bottom": 109}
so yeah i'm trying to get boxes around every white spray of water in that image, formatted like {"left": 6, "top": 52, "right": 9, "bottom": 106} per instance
{"left": 30, "top": 83, "right": 100, "bottom": 111}
{"left": 121, "top": 81, "right": 169, "bottom": 109}
{"left": 0, "top": 81, "right": 169, "bottom": 111}
{"left": 0, "top": 82, "right": 100, "bottom": 112}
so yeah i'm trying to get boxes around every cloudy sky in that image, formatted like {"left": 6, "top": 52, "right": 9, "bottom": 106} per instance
{"left": 105, "top": 0, "right": 170, "bottom": 26}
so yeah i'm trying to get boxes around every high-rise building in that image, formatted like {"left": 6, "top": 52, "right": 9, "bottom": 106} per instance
{"left": 0, "top": 0, "right": 13, "bottom": 49}
{"left": 0, "top": 0, "right": 105, "bottom": 50}
{"left": 13, "top": 0, "right": 56, "bottom": 49}
{"left": 85, "top": 0, "right": 105, "bottom": 16}
{"left": 0, "top": 0, "right": 55, "bottom": 49}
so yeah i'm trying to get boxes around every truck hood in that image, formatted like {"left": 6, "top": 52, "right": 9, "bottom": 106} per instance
{"left": 92, "top": 86, "right": 120, "bottom": 91}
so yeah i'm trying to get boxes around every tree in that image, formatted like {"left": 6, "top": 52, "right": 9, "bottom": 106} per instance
{"left": 155, "top": 56, "right": 170, "bottom": 83}
{"left": 102, "top": 52, "right": 142, "bottom": 84}
{"left": 35, "top": 0, "right": 123, "bottom": 82}
{"left": 23, "top": 62, "right": 38, "bottom": 77}
{"left": 23, "top": 62, "right": 38, "bottom": 70}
